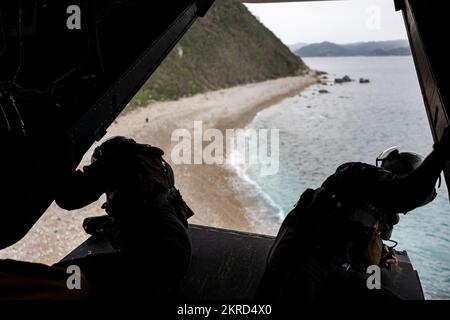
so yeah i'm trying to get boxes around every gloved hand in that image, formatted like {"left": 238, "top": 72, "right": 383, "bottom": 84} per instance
{"left": 82, "top": 215, "right": 114, "bottom": 235}
{"left": 434, "top": 127, "right": 450, "bottom": 159}
{"left": 379, "top": 245, "right": 398, "bottom": 270}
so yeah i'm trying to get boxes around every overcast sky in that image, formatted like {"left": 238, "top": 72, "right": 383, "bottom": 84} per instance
{"left": 244, "top": 0, "right": 408, "bottom": 45}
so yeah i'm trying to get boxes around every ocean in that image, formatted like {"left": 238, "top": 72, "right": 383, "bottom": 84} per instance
{"left": 243, "top": 56, "right": 450, "bottom": 300}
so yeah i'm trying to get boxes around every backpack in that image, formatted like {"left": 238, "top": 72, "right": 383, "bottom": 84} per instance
{"left": 133, "top": 144, "right": 195, "bottom": 224}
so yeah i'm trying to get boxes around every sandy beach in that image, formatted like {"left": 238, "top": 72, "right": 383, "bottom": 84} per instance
{"left": 0, "top": 74, "right": 317, "bottom": 265}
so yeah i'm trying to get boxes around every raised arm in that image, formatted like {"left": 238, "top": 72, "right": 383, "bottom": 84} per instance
{"left": 323, "top": 129, "right": 450, "bottom": 214}
{"left": 365, "top": 129, "right": 450, "bottom": 213}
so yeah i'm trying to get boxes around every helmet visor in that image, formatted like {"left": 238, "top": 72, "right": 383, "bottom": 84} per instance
{"left": 376, "top": 146, "right": 399, "bottom": 167}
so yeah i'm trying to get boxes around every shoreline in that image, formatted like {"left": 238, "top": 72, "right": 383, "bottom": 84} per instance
{"left": 0, "top": 74, "right": 317, "bottom": 265}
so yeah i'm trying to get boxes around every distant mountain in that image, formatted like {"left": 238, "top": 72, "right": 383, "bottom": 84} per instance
{"left": 297, "top": 42, "right": 352, "bottom": 57}
{"left": 288, "top": 42, "right": 308, "bottom": 52}
{"left": 296, "top": 40, "right": 411, "bottom": 57}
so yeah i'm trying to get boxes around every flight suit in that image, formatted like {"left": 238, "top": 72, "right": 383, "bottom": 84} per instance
{"left": 257, "top": 145, "right": 447, "bottom": 300}
{"left": 54, "top": 140, "right": 192, "bottom": 299}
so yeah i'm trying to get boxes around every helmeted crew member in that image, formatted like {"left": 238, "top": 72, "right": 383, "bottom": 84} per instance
{"left": 257, "top": 129, "right": 450, "bottom": 300}
{"left": 55, "top": 136, "right": 194, "bottom": 300}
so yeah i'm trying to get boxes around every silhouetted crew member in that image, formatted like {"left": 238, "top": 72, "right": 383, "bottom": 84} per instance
{"left": 55, "top": 136, "right": 194, "bottom": 299}
{"left": 257, "top": 129, "right": 450, "bottom": 300}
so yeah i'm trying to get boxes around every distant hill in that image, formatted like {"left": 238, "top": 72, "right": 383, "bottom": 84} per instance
{"left": 132, "top": 0, "right": 308, "bottom": 105}
{"left": 288, "top": 42, "right": 308, "bottom": 52}
{"left": 296, "top": 40, "right": 411, "bottom": 57}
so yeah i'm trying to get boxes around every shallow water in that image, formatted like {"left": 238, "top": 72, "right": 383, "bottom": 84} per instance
{"left": 242, "top": 56, "right": 450, "bottom": 299}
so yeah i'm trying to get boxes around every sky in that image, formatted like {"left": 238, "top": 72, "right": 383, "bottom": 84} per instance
{"left": 244, "top": 0, "right": 408, "bottom": 45}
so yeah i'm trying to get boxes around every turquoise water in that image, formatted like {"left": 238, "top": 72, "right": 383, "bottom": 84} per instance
{"left": 245, "top": 56, "right": 450, "bottom": 300}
